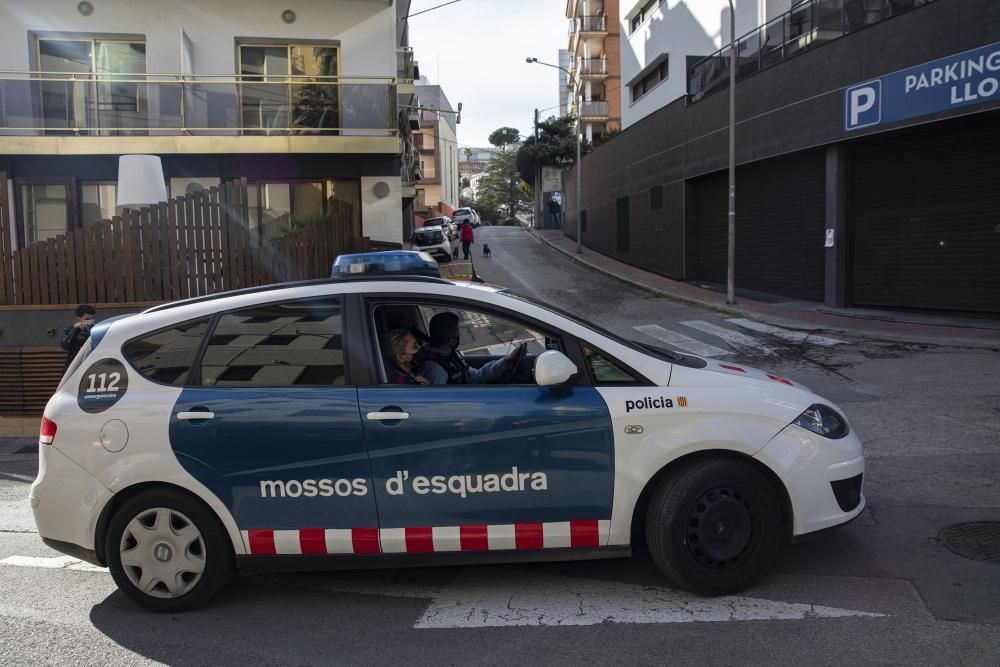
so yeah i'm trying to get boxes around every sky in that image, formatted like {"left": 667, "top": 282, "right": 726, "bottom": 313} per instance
{"left": 406, "top": 0, "right": 569, "bottom": 149}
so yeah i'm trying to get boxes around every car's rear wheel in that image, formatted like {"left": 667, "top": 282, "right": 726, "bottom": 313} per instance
{"left": 645, "top": 458, "right": 784, "bottom": 596}
{"left": 106, "top": 489, "right": 232, "bottom": 612}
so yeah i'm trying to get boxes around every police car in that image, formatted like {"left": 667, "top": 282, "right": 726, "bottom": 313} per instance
{"left": 31, "top": 253, "right": 865, "bottom": 611}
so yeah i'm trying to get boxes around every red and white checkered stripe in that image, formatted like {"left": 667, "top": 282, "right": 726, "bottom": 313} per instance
{"left": 242, "top": 520, "right": 609, "bottom": 555}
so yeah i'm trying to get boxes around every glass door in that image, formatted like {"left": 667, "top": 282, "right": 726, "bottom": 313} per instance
{"left": 239, "top": 44, "right": 339, "bottom": 135}
{"left": 16, "top": 178, "right": 76, "bottom": 245}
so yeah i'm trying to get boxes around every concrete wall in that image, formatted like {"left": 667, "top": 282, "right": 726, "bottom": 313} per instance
{"left": 0, "top": 0, "right": 396, "bottom": 77}
{"left": 566, "top": 0, "right": 1000, "bottom": 279}
{"left": 620, "top": 0, "right": 792, "bottom": 128}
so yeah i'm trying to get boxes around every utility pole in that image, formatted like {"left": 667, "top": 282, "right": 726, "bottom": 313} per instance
{"left": 726, "top": 0, "right": 737, "bottom": 305}
{"left": 534, "top": 107, "right": 540, "bottom": 229}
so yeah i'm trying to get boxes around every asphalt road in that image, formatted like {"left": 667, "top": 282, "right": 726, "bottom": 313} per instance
{"left": 0, "top": 225, "right": 998, "bottom": 664}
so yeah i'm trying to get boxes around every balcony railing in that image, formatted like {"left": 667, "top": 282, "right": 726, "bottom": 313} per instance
{"left": 687, "top": 0, "right": 937, "bottom": 103}
{"left": 0, "top": 72, "right": 398, "bottom": 136}
{"left": 578, "top": 58, "right": 608, "bottom": 75}
{"left": 577, "top": 15, "right": 607, "bottom": 32}
{"left": 397, "top": 47, "right": 418, "bottom": 83}
{"left": 579, "top": 100, "right": 609, "bottom": 117}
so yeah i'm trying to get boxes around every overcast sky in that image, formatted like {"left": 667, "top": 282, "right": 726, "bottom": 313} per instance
{"left": 407, "top": 0, "right": 569, "bottom": 149}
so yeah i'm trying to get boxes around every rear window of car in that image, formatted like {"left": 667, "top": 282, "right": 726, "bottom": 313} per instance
{"left": 123, "top": 318, "right": 211, "bottom": 386}
{"left": 415, "top": 229, "right": 444, "bottom": 244}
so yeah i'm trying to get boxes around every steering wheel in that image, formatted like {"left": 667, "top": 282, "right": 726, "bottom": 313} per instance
{"left": 496, "top": 342, "right": 528, "bottom": 384}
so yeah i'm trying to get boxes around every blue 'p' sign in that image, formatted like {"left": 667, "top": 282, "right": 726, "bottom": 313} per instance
{"left": 845, "top": 80, "right": 881, "bottom": 131}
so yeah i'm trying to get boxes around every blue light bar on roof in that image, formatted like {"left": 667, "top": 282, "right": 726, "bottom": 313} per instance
{"left": 331, "top": 250, "right": 442, "bottom": 278}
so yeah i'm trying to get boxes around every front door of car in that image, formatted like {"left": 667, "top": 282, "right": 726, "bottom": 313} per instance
{"left": 166, "top": 296, "right": 380, "bottom": 556}
{"left": 357, "top": 300, "right": 615, "bottom": 554}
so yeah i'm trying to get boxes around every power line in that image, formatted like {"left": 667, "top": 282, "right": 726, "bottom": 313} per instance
{"left": 400, "top": 0, "right": 464, "bottom": 21}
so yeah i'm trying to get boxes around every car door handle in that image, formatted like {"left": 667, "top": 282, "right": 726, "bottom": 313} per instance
{"left": 366, "top": 411, "right": 410, "bottom": 421}
{"left": 177, "top": 411, "right": 216, "bottom": 421}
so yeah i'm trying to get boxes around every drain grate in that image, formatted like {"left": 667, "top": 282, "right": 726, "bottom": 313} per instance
{"left": 939, "top": 522, "right": 1000, "bottom": 565}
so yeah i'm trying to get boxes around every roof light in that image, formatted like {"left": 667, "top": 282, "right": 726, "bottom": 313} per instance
{"left": 331, "top": 251, "right": 441, "bottom": 278}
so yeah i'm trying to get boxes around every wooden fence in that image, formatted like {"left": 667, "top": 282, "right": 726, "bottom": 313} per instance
{"left": 0, "top": 176, "right": 386, "bottom": 306}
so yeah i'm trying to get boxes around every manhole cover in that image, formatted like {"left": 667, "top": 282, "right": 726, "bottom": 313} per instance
{"left": 939, "top": 522, "right": 1000, "bottom": 565}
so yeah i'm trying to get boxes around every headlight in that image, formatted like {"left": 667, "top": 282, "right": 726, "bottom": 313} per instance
{"left": 792, "top": 404, "right": 849, "bottom": 439}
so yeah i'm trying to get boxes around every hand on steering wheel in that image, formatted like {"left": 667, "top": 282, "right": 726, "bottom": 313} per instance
{"left": 498, "top": 342, "right": 528, "bottom": 383}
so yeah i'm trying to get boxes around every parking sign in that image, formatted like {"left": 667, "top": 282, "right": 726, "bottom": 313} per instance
{"left": 845, "top": 80, "right": 882, "bottom": 131}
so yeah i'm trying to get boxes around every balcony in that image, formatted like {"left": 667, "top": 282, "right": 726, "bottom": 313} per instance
{"left": 688, "top": 0, "right": 937, "bottom": 103}
{"left": 577, "top": 15, "right": 607, "bottom": 33}
{"left": 578, "top": 58, "right": 608, "bottom": 77}
{"left": 579, "top": 100, "right": 609, "bottom": 118}
{"left": 397, "top": 47, "right": 419, "bottom": 103}
{"left": 0, "top": 72, "right": 399, "bottom": 154}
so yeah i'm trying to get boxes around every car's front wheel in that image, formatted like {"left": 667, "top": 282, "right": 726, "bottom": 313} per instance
{"left": 105, "top": 489, "right": 232, "bottom": 612}
{"left": 645, "top": 458, "right": 784, "bottom": 596}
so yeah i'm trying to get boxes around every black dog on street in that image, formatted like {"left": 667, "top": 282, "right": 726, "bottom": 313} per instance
{"left": 482, "top": 244, "right": 492, "bottom": 258}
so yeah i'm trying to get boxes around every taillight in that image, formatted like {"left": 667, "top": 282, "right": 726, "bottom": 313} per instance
{"left": 39, "top": 417, "right": 57, "bottom": 446}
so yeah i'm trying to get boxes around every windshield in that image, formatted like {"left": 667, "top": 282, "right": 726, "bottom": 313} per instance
{"left": 453, "top": 209, "right": 469, "bottom": 215}
{"left": 500, "top": 289, "right": 706, "bottom": 368}
{"left": 414, "top": 229, "right": 444, "bottom": 244}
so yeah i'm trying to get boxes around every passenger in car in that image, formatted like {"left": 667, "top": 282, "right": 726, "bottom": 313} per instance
{"left": 423, "top": 312, "right": 517, "bottom": 384}
{"left": 383, "top": 328, "right": 430, "bottom": 385}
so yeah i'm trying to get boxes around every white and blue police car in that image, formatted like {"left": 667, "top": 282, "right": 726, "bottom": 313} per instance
{"left": 31, "top": 252, "right": 865, "bottom": 611}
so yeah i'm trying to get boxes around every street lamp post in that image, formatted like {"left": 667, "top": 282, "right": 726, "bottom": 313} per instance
{"left": 727, "top": 0, "right": 737, "bottom": 305}
{"left": 526, "top": 56, "right": 583, "bottom": 254}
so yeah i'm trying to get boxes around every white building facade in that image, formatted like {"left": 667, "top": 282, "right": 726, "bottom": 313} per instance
{"left": 0, "top": 0, "right": 409, "bottom": 245}
{"left": 620, "top": 0, "right": 792, "bottom": 127}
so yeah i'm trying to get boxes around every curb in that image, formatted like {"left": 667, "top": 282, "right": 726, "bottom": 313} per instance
{"left": 528, "top": 229, "right": 1000, "bottom": 348}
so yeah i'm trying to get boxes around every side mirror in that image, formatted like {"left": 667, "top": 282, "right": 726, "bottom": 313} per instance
{"left": 534, "top": 350, "right": 578, "bottom": 386}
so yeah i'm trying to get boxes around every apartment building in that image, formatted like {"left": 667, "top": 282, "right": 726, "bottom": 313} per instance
{"left": 565, "top": 0, "right": 1000, "bottom": 314}
{"left": 565, "top": 0, "right": 621, "bottom": 142}
{"left": 621, "top": 0, "right": 792, "bottom": 127}
{"left": 413, "top": 81, "right": 458, "bottom": 219}
{"left": 0, "top": 0, "right": 412, "bottom": 247}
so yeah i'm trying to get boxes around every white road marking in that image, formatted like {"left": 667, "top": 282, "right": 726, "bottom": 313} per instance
{"left": 0, "top": 555, "right": 108, "bottom": 573}
{"left": 680, "top": 320, "right": 777, "bottom": 356}
{"left": 726, "top": 318, "right": 846, "bottom": 346}
{"left": 633, "top": 324, "right": 731, "bottom": 358}
{"left": 305, "top": 570, "right": 885, "bottom": 628}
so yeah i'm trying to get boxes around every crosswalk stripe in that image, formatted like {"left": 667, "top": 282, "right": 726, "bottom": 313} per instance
{"left": 679, "top": 320, "right": 777, "bottom": 356}
{"left": 633, "top": 325, "right": 731, "bottom": 358}
{"left": 725, "top": 318, "right": 846, "bottom": 346}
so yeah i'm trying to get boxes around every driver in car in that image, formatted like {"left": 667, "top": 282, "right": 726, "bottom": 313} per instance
{"left": 423, "top": 312, "right": 525, "bottom": 385}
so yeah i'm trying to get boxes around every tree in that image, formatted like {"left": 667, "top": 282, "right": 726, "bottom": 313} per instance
{"left": 475, "top": 148, "right": 530, "bottom": 224}
{"left": 515, "top": 115, "right": 592, "bottom": 184}
{"left": 463, "top": 147, "right": 472, "bottom": 160}
{"left": 488, "top": 126, "right": 521, "bottom": 151}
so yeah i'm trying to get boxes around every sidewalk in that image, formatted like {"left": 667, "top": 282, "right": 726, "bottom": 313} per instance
{"left": 531, "top": 228, "right": 1000, "bottom": 346}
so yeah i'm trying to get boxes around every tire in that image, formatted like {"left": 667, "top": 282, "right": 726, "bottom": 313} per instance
{"left": 105, "top": 489, "right": 233, "bottom": 612}
{"left": 645, "top": 458, "right": 784, "bottom": 596}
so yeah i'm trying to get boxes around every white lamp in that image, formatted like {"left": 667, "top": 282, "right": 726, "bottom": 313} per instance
{"left": 116, "top": 155, "right": 168, "bottom": 209}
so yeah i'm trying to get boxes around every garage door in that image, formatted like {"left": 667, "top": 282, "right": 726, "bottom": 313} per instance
{"left": 694, "top": 150, "right": 826, "bottom": 301}
{"left": 852, "top": 114, "right": 1000, "bottom": 314}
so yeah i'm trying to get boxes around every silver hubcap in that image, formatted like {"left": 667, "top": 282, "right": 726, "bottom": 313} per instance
{"left": 119, "top": 507, "right": 206, "bottom": 599}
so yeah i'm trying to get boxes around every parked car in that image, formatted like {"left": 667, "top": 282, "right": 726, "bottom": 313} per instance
{"left": 422, "top": 216, "right": 453, "bottom": 239}
{"left": 32, "top": 254, "right": 865, "bottom": 612}
{"left": 409, "top": 225, "right": 452, "bottom": 261}
{"left": 451, "top": 208, "right": 475, "bottom": 228}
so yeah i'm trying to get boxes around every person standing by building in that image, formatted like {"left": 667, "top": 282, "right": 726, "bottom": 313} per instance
{"left": 460, "top": 220, "right": 474, "bottom": 260}
{"left": 61, "top": 304, "right": 96, "bottom": 370}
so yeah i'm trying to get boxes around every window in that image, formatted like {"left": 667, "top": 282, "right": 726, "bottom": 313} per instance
{"left": 18, "top": 181, "right": 71, "bottom": 244}
{"left": 81, "top": 182, "right": 117, "bottom": 225}
{"left": 248, "top": 179, "right": 360, "bottom": 241}
{"left": 650, "top": 185, "right": 663, "bottom": 211}
{"left": 584, "top": 346, "right": 642, "bottom": 384}
{"left": 199, "top": 297, "right": 345, "bottom": 387}
{"left": 373, "top": 302, "right": 552, "bottom": 385}
{"left": 239, "top": 43, "right": 339, "bottom": 134}
{"left": 37, "top": 37, "right": 147, "bottom": 135}
{"left": 630, "top": 58, "right": 669, "bottom": 103}
{"left": 123, "top": 318, "right": 210, "bottom": 386}
{"left": 630, "top": 0, "right": 660, "bottom": 33}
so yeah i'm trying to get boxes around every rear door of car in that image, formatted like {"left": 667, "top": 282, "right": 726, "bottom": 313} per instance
{"left": 164, "top": 294, "right": 380, "bottom": 557}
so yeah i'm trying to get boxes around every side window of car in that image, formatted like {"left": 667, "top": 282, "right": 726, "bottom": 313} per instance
{"left": 123, "top": 318, "right": 210, "bottom": 386}
{"left": 417, "top": 304, "right": 548, "bottom": 358}
{"left": 583, "top": 345, "right": 643, "bottom": 385}
{"left": 200, "top": 296, "right": 346, "bottom": 387}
